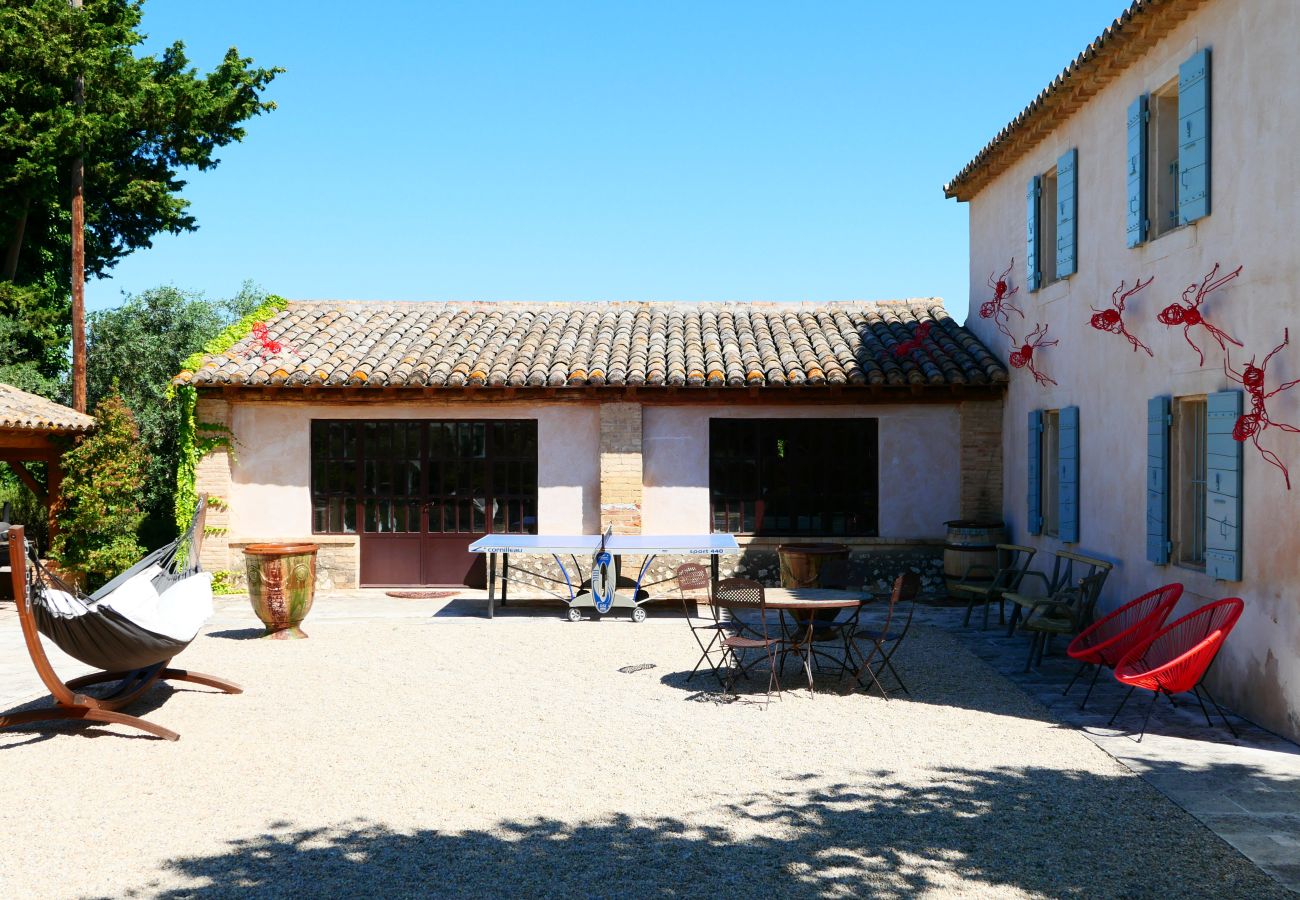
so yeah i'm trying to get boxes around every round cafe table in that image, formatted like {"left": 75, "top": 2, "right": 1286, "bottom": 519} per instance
{"left": 760, "top": 588, "right": 873, "bottom": 692}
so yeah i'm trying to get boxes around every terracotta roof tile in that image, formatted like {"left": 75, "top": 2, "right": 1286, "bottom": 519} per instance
{"left": 0, "top": 384, "right": 96, "bottom": 432}
{"left": 175, "top": 300, "right": 1008, "bottom": 391}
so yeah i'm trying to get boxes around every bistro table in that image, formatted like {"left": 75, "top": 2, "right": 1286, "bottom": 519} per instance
{"left": 760, "top": 588, "right": 873, "bottom": 693}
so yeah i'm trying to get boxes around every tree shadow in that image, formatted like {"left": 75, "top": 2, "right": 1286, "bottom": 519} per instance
{"left": 139, "top": 762, "right": 1290, "bottom": 898}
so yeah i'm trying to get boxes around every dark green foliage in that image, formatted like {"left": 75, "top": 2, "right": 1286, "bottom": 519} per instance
{"left": 52, "top": 391, "right": 147, "bottom": 588}
{"left": 87, "top": 282, "right": 269, "bottom": 547}
{"left": 0, "top": 0, "right": 280, "bottom": 389}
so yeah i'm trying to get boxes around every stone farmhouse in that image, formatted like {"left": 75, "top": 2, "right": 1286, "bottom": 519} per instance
{"left": 947, "top": 0, "right": 1300, "bottom": 741}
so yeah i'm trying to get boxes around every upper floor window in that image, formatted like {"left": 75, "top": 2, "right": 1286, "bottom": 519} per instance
{"left": 1127, "top": 48, "right": 1211, "bottom": 247}
{"left": 1026, "top": 148, "right": 1077, "bottom": 289}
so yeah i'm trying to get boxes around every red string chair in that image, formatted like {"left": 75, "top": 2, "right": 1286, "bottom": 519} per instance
{"left": 1107, "top": 598, "right": 1244, "bottom": 742}
{"left": 1063, "top": 584, "right": 1183, "bottom": 709}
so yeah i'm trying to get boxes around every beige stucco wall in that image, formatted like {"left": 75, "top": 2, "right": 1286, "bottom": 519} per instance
{"left": 227, "top": 400, "right": 601, "bottom": 540}
{"left": 964, "top": 0, "right": 1300, "bottom": 738}
{"left": 642, "top": 403, "right": 960, "bottom": 538}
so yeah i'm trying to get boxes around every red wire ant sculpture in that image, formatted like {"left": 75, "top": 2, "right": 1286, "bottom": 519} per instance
{"left": 1090, "top": 276, "right": 1154, "bottom": 356}
{"left": 1009, "top": 323, "right": 1059, "bottom": 387}
{"left": 980, "top": 258, "right": 1023, "bottom": 339}
{"left": 1224, "top": 328, "right": 1300, "bottom": 490}
{"left": 893, "top": 320, "right": 933, "bottom": 359}
{"left": 1157, "top": 263, "right": 1243, "bottom": 366}
{"left": 241, "top": 321, "right": 303, "bottom": 362}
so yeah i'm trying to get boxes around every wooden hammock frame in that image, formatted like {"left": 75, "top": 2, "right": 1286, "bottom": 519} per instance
{"left": 0, "top": 517, "right": 242, "bottom": 742}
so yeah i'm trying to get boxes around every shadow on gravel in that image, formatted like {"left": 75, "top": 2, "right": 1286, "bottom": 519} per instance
{"left": 144, "top": 763, "right": 1291, "bottom": 898}
{"left": 206, "top": 628, "right": 268, "bottom": 641}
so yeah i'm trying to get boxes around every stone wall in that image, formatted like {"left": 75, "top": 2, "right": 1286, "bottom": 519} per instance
{"left": 226, "top": 537, "right": 359, "bottom": 592}
{"left": 496, "top": 541, "right": 945, "bottom": 602}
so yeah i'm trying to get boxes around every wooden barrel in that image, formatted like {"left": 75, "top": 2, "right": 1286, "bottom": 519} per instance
{"left": 943, "top": 520, "right": 1007, "bottom": 595}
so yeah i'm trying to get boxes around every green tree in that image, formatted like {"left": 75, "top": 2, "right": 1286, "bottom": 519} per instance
{"left": 86, "top": 281, "right": 268, "bottom": 547}
{"left": 0, "top": 0, "right": 280, "bottom": 387}
{"left": 52, "top": 391, "right": 148, "bottom": 588}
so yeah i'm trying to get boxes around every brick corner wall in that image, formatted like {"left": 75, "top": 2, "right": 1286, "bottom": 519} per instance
{"left": 599, "top": 402, "right": 643, "bottom": 534}
{"left": 193, "top": 396, "right": 234, "bottom": 575}
{"left": 958, "top": 397, "right": 1004, "bottom": 521}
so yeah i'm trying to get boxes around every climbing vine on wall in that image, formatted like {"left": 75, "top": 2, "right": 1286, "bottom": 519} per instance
{"left": 171, "top": 295, "right": 288, "bottom": 535}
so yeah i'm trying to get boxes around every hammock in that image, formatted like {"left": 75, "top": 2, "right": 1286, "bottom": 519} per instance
{"left": 29, "top": 499, "right": 214, "bottom": 671}
{"left": 1, "top": 496, "right": 242, "bottom": 741}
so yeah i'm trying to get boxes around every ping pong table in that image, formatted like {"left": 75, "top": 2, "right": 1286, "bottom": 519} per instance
{"left": 468, "top": 530, "right": 741, "bottom": 620}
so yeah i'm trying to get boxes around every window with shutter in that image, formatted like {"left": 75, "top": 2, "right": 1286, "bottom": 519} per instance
{"left": 1205, "top": 390, "right": 1242, "bottom": 581}
{"left": 1178, "top": 48, "right": 1211, "bottom": 224}
{"left": 1127, "top": 95, "right": 1148, "bottom": 247}
{"left": 1055, "top": 148, "right": 1077, "bottom": 278}
{"left": 1027, "top": 410, "right": 1043, "bottom": 535}
{"left": 1146, "top": 396, "right": 1171, "bottom": 564}
{"left": 1026, "top": 176, "right": 1041, "bottom": 291}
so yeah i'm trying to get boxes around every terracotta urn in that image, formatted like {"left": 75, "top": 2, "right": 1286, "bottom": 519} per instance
{"left": 243, "top": 543, "right": 319, "bottom": 639}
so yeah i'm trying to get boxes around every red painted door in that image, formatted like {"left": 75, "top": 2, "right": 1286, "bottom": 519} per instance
{"left": 337, "top": 419, "right": 537, "bottom": 588}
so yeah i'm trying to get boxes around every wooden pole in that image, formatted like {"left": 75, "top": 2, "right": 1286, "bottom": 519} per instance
{"left": 70, "top": 0, "right": 86, "bottom": 413}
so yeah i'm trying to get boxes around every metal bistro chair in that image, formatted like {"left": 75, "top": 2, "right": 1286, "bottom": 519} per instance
{"left": 951, "top": 544, "right": 1037, "bottom": 630}
{"left": 1064, "top": 584, "right": 1183, "bottom": 709}
{"left": 711, "top": 578, "right": 782, "bottom": 708}
{"left": 676, "top": 563, "right": 728, "bottom": 685}
{"left": 1109, "top": 598, "right": 1245, "bottom": 742}
{"left": 845, "top": 572, "right": 921, "bottom": 699}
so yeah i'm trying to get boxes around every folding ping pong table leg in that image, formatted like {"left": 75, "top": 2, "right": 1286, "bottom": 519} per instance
{"left": 501, "top": 553, "right": 509, "bottom": 607}
{"left": 487, "top": 552, "right": 496, "bottom": 619}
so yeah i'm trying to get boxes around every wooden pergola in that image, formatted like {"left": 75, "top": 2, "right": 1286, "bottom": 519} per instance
{"left": 0, "top": 383, "right": 95, "bottom": 540}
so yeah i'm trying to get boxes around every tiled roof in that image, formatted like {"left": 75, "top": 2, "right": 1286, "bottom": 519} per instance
{"left": 175, "top": 300, "right": 1007, "bottom": 390}
{"left": 0, "top": 384, "right": 96, "bottom": 432}
{"left": 944, "top": 0, "right": 1206, "bottom": 201}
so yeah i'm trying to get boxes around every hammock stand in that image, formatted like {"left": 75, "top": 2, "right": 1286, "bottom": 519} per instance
{"left": 1, "top": 501, "right": 241, "bottom": 742}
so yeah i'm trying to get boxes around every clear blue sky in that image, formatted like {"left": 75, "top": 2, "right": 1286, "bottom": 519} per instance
{"left": 86, "top": 0, "right": 1124, "bottom": 322}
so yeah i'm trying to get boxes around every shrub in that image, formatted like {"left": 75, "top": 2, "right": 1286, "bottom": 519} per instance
{"left": 52, "top": 392, "right": 149, "bottom": 588}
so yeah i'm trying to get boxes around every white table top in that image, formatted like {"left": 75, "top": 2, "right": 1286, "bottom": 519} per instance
{"left": 468, "top": 533, "right": 741, "bottom": 555}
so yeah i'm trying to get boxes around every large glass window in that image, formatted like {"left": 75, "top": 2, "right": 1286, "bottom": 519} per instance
{"left": 310, "top": 419, "right": 537, "bottom": 536}
{"left": 709, "top": 418, "right": 878, "bottom": 536}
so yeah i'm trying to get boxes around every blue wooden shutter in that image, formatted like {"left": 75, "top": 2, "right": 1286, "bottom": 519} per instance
{"left": 1026, "top": 176, "right": 1041, "bottom": 291}
{"left": 1146, "top": 396, "right": 1171, "bottom": 564}
{"left": 1027, "top": 410, "right": 1043, "bottom": 535}
{"left": 1058, "top": 406, "right": 1080, "bottom": 543}
{"left": 1206, "top": 389, "right": 1242, "bottom": 580}
{"left": 1126, "top": 95, "right": 1148, "bottom": 247}
{"left": 1055, "top": 148, "right": 1077, "bottom": 277}
{"left": 1178, "top": 48, "right": 1211, "bottom": 224}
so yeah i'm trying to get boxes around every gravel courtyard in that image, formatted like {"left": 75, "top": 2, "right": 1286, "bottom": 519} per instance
{"left": 0, "top": 609, "right": 1285, "bottom": 899}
